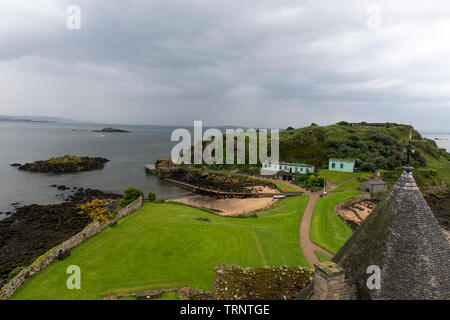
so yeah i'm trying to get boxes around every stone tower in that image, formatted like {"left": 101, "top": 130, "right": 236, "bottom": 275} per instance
{"left": 331, "top": 166, "right": 450, "bottom": 299}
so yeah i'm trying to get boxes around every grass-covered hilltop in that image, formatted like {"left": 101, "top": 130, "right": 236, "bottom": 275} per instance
{"left": 279, "top": 122, "right": 448, "bottom": 191}
{"left": 198, "top": 122, "right": 449, "bottom": 192}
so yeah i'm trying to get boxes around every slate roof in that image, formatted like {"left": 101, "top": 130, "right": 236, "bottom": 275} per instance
{"left": 363, "top": 180, "right": 387, "bottom": 185}
{"left": 333, "top": 166, "right": 450, "bottom": 300}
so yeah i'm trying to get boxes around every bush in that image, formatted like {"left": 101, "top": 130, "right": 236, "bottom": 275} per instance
{"left": 77, "top": 199, "right": 117, "bottom": 223}
{"left": 148, "top": 192, "right": 156, "bottom": 202}
{"left": 119, "top": 186, "right": 144, "bottom": 209}
{"left": 296, "top": 173, "right": 325, "bottom": 191}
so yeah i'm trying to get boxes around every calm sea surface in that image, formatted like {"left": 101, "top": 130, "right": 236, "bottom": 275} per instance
{"left": 0, "top": 121, "right": 193, "bottom": 219}
{"left": 422, "top": 134, "right": 450, "bottom": 152}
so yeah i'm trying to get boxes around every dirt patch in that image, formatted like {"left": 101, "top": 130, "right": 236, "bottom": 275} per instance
{"left": 173, "top": 195, "right": 279, "bottom": 216}
{"left": 336, "top": 200, "right": 377, "bottom": 229}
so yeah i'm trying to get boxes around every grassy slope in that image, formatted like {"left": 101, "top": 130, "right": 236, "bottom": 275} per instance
{"left": 279, "top": 124, "right": 418, "bottom": 167}
{"left": 318, "top": 170, "right": 360, "bottom": 184}
{"left": 332, "top": 179, "right": 361, "bottom": 192}
{"left": 425, "top": 155, "right": 450, "bottom": 187}
{"left": 280, "top": 123, "right": 447, "bottom": 171}
{"left": 310, "top": 192, "right": 359, "bottom": 254}
{"left": 11, "top": 197, "right": 308, "bottom": 300}
{"left": 314, "top": 251, "right": 331, "bottom": 263}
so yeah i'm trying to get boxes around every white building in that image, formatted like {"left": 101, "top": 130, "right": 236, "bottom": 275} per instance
{"left": 261, "top": 161, "right": 315, "bottom": 176}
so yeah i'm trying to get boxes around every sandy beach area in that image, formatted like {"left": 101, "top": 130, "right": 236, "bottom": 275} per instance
{"left": 172, "top": 195, "right": 280, "bottom": 216}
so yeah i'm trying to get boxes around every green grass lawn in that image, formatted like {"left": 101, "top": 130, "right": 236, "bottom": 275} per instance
{"left": 318, "top": 170, "right": 359, "bottom": 184}
{"left": 314, "top": 251, "right": 331, "bottom": 263}
{"left": 332, "top": 179, "right": 361, "bottom": 192}
{"left": 10, "top": 197, "right": 309, "bottom": 300}
{"left": 318, "top": 170, "right": 373, "bottom": 185}
{"left": 310, "top": 192, "right": 358, "bottom": 254}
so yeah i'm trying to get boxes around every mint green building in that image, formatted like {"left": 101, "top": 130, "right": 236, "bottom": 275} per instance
{"left": 328, "top": 158, "right": 355, "bottom": 172}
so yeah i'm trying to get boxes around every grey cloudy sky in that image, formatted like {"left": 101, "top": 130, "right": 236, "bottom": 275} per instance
{"left": 1, "top": 0, "right": 450, "bottom": 131}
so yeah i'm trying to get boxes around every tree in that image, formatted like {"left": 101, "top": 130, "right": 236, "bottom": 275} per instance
{"left": 119, "top": 186, "right": 144, "bottom": 208}
{"left": 148, "top": 192, "right": 156, "bottom": 202}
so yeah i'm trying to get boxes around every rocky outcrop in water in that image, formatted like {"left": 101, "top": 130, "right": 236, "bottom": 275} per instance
{"left": 17, "top": 155, "right": 108, "bottom": 173}
{"left": 0, "top": 188, "right": 121, "bottom": 288}
{"left": 92, "top": 127, "right": 130, "bottom": 133}
{"left": 169, "top": 169, "right": 278, "bottom": 193}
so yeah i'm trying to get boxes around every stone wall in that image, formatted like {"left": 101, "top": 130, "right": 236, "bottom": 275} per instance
{"left": 312, "top": 262, "right": 346, "bottom": 300}
{"left": 0, "top": 196, "right": 143, "bottom": 300}
{"left": 180, "top": 264, "right": 314, "bottom": 300}
{"left": 335, "top": 193, "right": 371, "bottom": 211}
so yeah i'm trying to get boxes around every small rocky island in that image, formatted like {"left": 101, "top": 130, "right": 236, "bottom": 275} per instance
{"left": 92, "top": 127, "right": 130, "bottom": 133}
{"left": 17, "top": 155, "right": 109, "bottom": 173}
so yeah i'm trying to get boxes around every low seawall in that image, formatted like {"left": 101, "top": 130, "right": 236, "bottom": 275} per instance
{"left": 335, "top": 193, "right": 371, "bottom": 211}
{"left": 0, "top": 196, "right": 143, "bottom": 300}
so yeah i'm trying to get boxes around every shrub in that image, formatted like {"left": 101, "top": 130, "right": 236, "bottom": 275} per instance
{"left": 119, "top": 186, "right": 144, "bottom": 209}
{"left": 296, "top": 173, "right": 325, "bottom": 191}
{"left": 337, "top": 121, "right": 349, "bottom": 126}
{"left": 148, "top": 192, "right": 156, "bottom": 202}
{"left": 77, "top": 199, "right": 117, "bottom": 223}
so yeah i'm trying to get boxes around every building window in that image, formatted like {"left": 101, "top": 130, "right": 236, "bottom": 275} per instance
{"left": 332, "top": 163, "right": 335, "bottom": 168}
{"left": 340, "top": 164, "right": 344, "bottom": 169}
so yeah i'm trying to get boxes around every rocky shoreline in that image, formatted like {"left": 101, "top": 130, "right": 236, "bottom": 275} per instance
{"left": 16, "top": 155, "right": 109, "bottom": 173}
{"left": 0, "top": 188, "right": 121, "bottom": 288}
{"left": 169, "top": 169, "right": 278, "bottom": 193}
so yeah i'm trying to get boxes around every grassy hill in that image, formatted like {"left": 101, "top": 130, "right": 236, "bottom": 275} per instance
{"left": 10, "top": 197, "right": 309, "bottom": 300}
{"left": 199, "top": 122, "right": 449, "bottom": 191}
{"left": 279, "top": 123, "right": 445, "bottom": 171}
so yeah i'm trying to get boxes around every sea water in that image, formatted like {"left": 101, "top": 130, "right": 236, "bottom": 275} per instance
{"left": 0, "top": 121, "right": 192, "bottom": 218}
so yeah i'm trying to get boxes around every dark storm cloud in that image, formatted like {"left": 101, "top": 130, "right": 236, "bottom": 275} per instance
{"left": 0, "top": 0, "right": 449, "bottom": 130}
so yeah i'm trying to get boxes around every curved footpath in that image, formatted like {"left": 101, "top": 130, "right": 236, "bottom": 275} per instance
{"left": 283, "top": 176, "right": 360, "bottom": 267}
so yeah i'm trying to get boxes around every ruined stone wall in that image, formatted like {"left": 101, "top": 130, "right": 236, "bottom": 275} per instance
{"left": 335, "top": 193, "right": 371, "bottom": 211}
{"left": 0, "top": 196, "right": 143, "bottom": 300}
{"left": 312, "top": 262, "right": 346, "bottom": 300}
{"left": 180, "top": 264, "right": 314, "bottom": 300}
